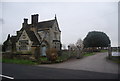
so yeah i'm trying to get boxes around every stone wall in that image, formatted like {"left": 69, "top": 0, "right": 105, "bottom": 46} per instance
{"left": 2, "top": 52, "right": 35, "bottom": 60}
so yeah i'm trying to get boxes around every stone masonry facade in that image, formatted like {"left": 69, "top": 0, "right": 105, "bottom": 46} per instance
{"left": 3, "top": 14, "right": 62, "bottom": 57}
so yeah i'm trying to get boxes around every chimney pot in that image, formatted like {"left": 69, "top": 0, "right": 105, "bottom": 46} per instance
{"left": 31, "top": 14, "right": 39, "bottom": 24}
{"left": 24, "top": 18, "right": 28, "bottom": 24}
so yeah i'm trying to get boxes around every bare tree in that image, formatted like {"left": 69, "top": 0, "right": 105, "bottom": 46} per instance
{"left": 75, "top": 38, "right": 84, "bottom": 59}
{"left": 68, "top": 43, "right": 76, "bottom": 58}
{"left": 76, "top": 38, "right": 84, "bottom": 49}
{"left": 68, "top": 44, "right": 76, "bottom": 51}
{"left": 62, "top": 44, "right": 66, "bottom": 50}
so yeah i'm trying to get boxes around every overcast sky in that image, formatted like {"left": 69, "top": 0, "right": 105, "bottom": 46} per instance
{"left": 0, "top": 1, "right": 118, "bottom": 47}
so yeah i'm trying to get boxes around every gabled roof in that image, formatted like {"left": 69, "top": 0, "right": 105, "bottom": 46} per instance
{"left": 25, "top": 30, "right": 40, "bottom": 45}
{"left": 3, "top": 35, "right": 17, "bottom": 45}
{"left": 16, "top": 29, "right": 40, "bottom": 46}
{"left": 10, "top": 36, "right": 17, "bottom": 44}
{"left": 16, "top": 31, "right": 22, "bottom": 42}
{"left": 19, "top": 19, "right": 56, "bottom": 31}
{"left": 19, "top": 17, "right": 61, "bottom": 32}
{"left": 36, "top": 18, "right": 61, "bottom": 32}
{"left": 36, "top": 19, "right": 55, "bottom": 29}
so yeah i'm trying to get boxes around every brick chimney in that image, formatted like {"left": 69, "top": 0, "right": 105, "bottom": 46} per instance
{"left": 31, "top": 14, "right": 39, "bottom": 24}
{"left": 24, "top": 18, "right": 28, "bottom": 24}
{"left": 22, "top": 18, "right": 28, "bottom": 27}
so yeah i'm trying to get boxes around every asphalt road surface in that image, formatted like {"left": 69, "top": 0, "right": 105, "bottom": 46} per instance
{"left": 39, "top": 52, "right": 119, "bottom": 74}
{"left": 2, "top": 63, "right": 119, "bottom": 79}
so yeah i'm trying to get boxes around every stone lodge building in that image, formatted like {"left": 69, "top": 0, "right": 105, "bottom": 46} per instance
{"left": 3, "top": 14, "right": 61, "bottom": 56}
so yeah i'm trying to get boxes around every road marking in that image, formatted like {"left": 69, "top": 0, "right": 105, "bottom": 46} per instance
{"left": 0, "top": 74, "right": 14, "bottom": 79}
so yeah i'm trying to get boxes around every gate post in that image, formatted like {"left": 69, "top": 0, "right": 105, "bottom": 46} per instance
{"left": 108, "top": 44, "right": 112, "bottom": 59}
{"left": 68, "top": 45, "right": 71, "bottom": 58}
{"left": 34, "top": 45, "right": 40, "bottom": 62}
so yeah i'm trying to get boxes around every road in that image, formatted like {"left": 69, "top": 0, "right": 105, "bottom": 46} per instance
{"left": 39, "top": 52, "right": 119, "bottom": 74}
{"left": 2, "top": 63, "right": 119, "bottom": 79}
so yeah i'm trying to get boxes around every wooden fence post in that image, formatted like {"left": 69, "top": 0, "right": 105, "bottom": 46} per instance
{"left": 108, "top": 44, "right": 112, "bottom": 59}
{"left": 68, "top": 45, "right": 71, "bottom": 58}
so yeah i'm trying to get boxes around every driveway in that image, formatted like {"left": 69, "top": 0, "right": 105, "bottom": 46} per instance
{"left": 38, "top": 52, "right": 119, "bottom": 74}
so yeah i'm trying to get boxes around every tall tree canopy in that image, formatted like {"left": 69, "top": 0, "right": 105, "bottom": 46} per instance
{"left": 83, "top": 31, "right": 111, "bottom": 48}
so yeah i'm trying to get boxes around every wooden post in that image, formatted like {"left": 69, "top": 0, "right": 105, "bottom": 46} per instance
{"left": 76, "top": 47, "right": 80, "bottom": 59}
{"left": 34, "top": 45, "right": 40, "bottom": 62}
{"left": 108, "top": 44, "right": 112, "bottom": 59}
{"left": 68, "top": 45, "right": 71, "bottom": 58}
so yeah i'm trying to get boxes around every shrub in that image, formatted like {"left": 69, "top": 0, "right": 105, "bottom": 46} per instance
{"left": 46, "top": 48, "right": 58, "bottom": 61}
{"left": 40, "top": 57, "right": 48, "bottom": 61}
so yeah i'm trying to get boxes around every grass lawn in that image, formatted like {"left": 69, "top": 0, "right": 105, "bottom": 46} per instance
{"left": 83, "top": 52, "right": 95, "bottom": 57}
{"left": 111, "top": 56, "right": 120, "bottom": 64}
{"left": 40, "top": 57, "right": 48, "bottom": 61}
{"left": 83, "top": 49, "right": 109, "bottom": 57}
{"left": 0, "top": 58, "right": 2, "bottom": 62}
{"left": 2, "top": 58, "right": 37, "bottom": 65}
{"left": 112, "top": 59, "right": 120, "bottom": 63}
{"left": 100, "top": 50, "right": 108, "bottom": 52}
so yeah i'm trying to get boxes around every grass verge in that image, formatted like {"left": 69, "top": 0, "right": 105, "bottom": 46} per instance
{"left": 2, "top": 58, "right": 37, "bottom": 65}
{"left": 100, "top": 50, "right": 108, "bottom": 52}
{"left": 106, "top": 56, "right": 120, "bottom": 64}
{"left": 83, "top": 52, "right": 95, "bottom": 57}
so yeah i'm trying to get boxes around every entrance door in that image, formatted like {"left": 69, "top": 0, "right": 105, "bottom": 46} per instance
{"left": 41, "top": 46, "right": 47, "bottom": 56}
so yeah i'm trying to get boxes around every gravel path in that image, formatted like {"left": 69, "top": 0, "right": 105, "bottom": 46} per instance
{"left": 38, "top": 52, "right": 119, "bottom": 74}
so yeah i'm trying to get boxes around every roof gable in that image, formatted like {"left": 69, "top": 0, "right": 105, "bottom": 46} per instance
{"left": 26, "top": 30, "right": 40, "bottom": 45}
{"left": 17, "top": 30, "right": 40, "bottom": 46}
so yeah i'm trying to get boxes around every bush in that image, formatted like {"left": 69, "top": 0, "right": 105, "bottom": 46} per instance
{"left": 57, "top": 50, "right": 69, "bottom": 61}
{"left": 40, "top": 57, "right": 48, "bottom": 61}
{"left": 46, "top": 48, "right": 58, "bottom": 61}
